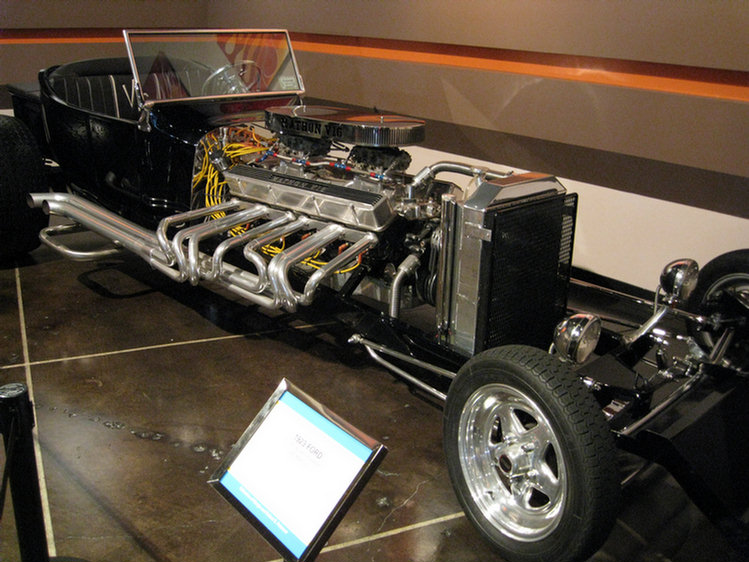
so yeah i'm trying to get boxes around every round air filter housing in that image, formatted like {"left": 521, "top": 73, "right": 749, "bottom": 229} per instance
{"left": 265, "top": 105, "right": 425, "bottom": 147}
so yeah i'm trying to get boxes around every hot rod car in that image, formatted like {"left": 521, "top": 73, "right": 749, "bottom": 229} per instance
{"left": 2, "top": 29, "right": 748, "bottom": 562}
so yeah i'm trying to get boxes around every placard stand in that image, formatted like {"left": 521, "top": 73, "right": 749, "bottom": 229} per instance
{"left": 0, "top": 383, "right": 89, "bottom": 562}
{"left": 210, "top": 379, "right": 387, "bottom": 562}
{"left": 0, "top": 383, "right": 50, "bottom": 562}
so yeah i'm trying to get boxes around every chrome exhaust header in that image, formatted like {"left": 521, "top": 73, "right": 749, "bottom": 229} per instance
{"left": 29, "top": 193, "right": 377, "bottom": 312}
{"left": 31, "top": 193, "right": 180, "bottom": 279}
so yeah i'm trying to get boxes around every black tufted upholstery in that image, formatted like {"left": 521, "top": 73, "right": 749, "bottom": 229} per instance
{"left": 47, "top": 58, "right": 140, "bottom": 121}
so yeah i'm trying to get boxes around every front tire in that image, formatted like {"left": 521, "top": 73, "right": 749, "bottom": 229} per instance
{"left": 0, "top": 114, "right": 49, "bottom": 262}
{"left": 444, "top": 345, "right": 619, "bottom": 562}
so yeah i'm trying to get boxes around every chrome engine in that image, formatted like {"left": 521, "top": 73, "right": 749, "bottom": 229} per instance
{"left": 184, "top": 104, "right": 460, "bottom": 314}
{"left": 32, "top": 105, "right": 576, "bottom": 356}
{"left": 224, "top": 105, "right": 440, "bottom": 229}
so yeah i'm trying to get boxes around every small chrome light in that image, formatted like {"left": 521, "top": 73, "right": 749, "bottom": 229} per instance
{"left": 553, "top": 313, "right": 602, "bottom": 363}
{"left": 660, "top": 259, "right": 699, "bottom": 302}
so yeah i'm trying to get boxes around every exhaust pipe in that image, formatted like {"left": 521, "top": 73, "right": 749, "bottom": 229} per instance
{"left": 30, "top": 193, "right": 180, "bottom": 279}
{"left": 28, "top": 192, "right": 376, "bottom": 313}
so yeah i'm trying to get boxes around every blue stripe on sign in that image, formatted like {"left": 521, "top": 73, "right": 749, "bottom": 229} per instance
{"left": 220, "top": 470, "right": 308, "bottom": 558}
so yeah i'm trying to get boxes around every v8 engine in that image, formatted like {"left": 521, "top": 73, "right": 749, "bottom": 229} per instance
{"left": 179, "top": 105, "right": 578, "bottom": 357}
{"left": 27, "top": 101, "right": 576, "bottom": 359}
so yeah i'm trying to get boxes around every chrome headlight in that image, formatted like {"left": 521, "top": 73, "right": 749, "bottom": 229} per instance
{"left": 660, "top": 259, "right": 699, "bottom": 302}
{"left": 553, "top": 313, "right": 601, "bottom": 363}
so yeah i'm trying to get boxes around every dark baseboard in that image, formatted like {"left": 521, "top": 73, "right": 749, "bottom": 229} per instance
{"left": 0, "top": 85, "right": 12, "bottom": 110}
{"left": 571, "top": 266, "right": 652, "bottom": 301}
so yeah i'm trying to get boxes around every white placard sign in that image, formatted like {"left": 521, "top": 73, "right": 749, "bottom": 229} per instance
{"left": 210, "top": 379, "right": 387, "bottom": 562}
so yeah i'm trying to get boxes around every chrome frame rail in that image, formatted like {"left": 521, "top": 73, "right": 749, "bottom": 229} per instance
{"left": 348, "top": 334, "right": 458, "bottom": 403}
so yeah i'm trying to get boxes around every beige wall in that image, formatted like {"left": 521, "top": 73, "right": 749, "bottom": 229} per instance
{"left": 215, "top": 1, "right": 747, "bottom": 217}
{"left": 298, "top": 52, "right": 749, "bottom": 178}
{"left": 1, "top": 0, "right": 207, "bottom": 28}
{"left": 207, "top": 0, "right": 748, "bottom": 71}
{"left": 0, "top": 0, "right": 208, "bottom": 83}
{"left": 1, "top": 0, "right": 747, "bottom": 223}
{"left": 9, "top": 0, "right": 745, "bottom": 70}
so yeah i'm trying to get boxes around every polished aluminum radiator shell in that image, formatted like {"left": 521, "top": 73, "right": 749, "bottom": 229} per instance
{"left": 438, "top": 173, "right": 577, "bottom": 356}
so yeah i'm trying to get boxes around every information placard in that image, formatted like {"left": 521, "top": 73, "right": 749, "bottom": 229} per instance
{"left": 209, "top": 379, "right": 387, "bottom": 562}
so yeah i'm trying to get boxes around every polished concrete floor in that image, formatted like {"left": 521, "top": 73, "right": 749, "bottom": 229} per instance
{"left": 0, "top": 228, "right": 734, "bottom": 562}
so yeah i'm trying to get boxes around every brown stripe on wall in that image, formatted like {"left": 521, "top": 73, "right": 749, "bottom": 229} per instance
{"left": 2, "top": 29, "right": 746, "bottom": 101}
{"left": 290, "top": 33, "right": 749, "bottom": 102}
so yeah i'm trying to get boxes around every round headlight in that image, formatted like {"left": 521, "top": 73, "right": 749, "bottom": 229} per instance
{"left": 553, "top": 314, "right": 601, "bottom": 363}
{"left": 660, "top": 259, "right": 699, "bottom": 302}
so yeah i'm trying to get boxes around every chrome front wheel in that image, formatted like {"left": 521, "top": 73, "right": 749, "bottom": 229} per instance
{"left": 458, "top": 383, "right": 566, "bottom": 542}
{"left": 444, "top": 345, "right": 619, "bottom": 562}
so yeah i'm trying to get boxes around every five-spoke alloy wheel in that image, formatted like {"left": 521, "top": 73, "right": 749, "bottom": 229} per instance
{"left": 444, "top": 345, "right": 619, "bottom": 562}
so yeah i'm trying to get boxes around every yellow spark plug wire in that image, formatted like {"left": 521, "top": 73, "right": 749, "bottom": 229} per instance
{"left": 189, "top": 127, "right": 365, "bottom": 274}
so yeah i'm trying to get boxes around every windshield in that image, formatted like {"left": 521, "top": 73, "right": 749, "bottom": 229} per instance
{"left": 123, "top": 29, "right": 304, "bottom": 104}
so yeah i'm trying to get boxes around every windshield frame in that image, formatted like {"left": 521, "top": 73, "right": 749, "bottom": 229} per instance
{"left": 123, "top": 29, "right": 305, "bottom": 106}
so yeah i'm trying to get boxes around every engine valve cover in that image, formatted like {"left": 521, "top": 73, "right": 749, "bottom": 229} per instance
{"left": 224, "top": 165, "right": 397, "bottom": 231}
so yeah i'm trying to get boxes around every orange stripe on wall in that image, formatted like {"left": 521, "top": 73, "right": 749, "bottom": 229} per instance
{"left": 2, "top": 28, "right": 747, "bottom": 102}
{"left": 290, "top": 33, "right": 749, "bottom": 103}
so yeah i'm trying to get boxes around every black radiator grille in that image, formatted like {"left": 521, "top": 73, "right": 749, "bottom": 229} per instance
{"left": 478, "top": 193, "right": 577, "bottom": 351}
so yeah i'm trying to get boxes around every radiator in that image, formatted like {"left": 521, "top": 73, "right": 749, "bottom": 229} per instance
{"left": 438, "top": 173, "right": 577, "bottom": 356}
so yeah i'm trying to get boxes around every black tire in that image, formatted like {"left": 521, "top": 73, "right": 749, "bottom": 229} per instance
{"left": 443, "top": 345, "right": 619, "bottom": 562}
{"left": 0, "top": 114, "right": 49, "bottom": 261}
{"left": 686, "top": 249, "right": 749, "bottom": 370}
